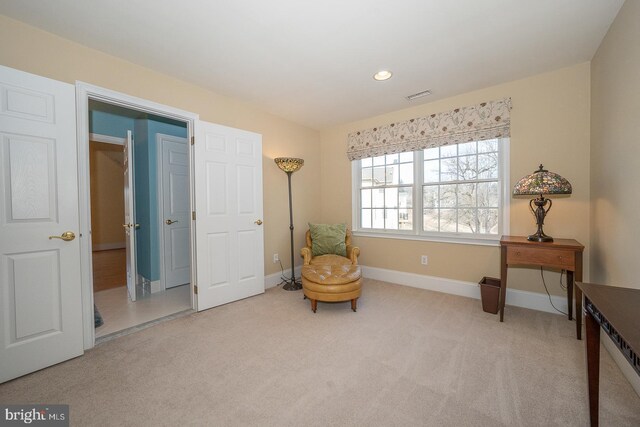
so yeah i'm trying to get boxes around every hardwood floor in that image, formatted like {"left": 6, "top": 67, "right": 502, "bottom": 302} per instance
{"left": 92, "top": 248, "right": 126, "bottom": 292}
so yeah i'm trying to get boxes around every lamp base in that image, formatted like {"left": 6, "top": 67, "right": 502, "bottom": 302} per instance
{"left": 281, "top": 277, "right": 302, "bottom": 291}
{"left": 527, "top": 232, "right": 554, "bottom": 242}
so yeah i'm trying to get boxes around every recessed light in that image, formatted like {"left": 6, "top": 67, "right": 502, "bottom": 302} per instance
{"left": 373, "top": 70, "right": 393, "bottom": 81}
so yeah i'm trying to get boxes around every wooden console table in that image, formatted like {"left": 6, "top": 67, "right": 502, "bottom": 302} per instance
{"left": 500, "top": 236, "right": 584, "bottom": 339}
{"left": 576, "top": 282, "right": 640, "bottom": 427}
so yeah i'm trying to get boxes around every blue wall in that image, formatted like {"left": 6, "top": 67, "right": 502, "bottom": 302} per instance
{"left": 90, "top": 107, "right": 187, "bottom": 284}
{"left": 89, "top": 111, "right": 134, "bottom": 138}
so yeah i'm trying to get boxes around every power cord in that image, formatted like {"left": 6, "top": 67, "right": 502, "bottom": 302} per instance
{"left": 277, "top": 259, "right": 294, "bottom": 286}
{"left": 540, "top": 267, "right": 572, "bottom": 318}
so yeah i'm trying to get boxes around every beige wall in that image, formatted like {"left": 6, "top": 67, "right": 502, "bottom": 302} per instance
{"left": 89, "top": 142, "right": 125, "bottom": 248}
{"left": 0, "top": 14, "right": 597, "bottom": 295}
{"left": 0, "top": 15, "right": 322, "bottom": 276}
{"left": 590, "top": 0, "right": 640, "bottom": 289}
{"left": 320, "top": 63, "right": 591, "bottom": 295}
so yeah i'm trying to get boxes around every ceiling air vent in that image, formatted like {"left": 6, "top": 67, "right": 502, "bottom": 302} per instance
{"left": 406, "top": 89, "right": 432, "bottom": 101}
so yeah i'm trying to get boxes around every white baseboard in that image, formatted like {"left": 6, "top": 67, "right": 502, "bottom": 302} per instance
{"left": 136, "top": 274, "right": 162, "bottom": 294}
{"left": 265, "top": 266, "right": 302, "bottom": 289}
{"left": 601, "top": 331, "right": 640, "bottom": 397}
{"left": 361, "top": 265, "right": 568, "bottom": 315}
{"left": 150, "top": 280, "right": 162, "bottom": 293}
{"left": 92, "top": 242, "right": 126, "bottom": 251}
{"left": 265, "top": 264, "right": 567, "bottom": 315}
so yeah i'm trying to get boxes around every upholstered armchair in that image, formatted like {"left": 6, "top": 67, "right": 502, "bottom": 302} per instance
{"left": 301, "top": 226, "right": 360, "bottom": 266}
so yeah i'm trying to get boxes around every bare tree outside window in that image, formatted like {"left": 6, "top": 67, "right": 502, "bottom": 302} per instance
{"left": 423, "top": 140, "right": 499, "bottom": 235}
{"left": 356, "top": 138, "right": 504, "bottom": 239}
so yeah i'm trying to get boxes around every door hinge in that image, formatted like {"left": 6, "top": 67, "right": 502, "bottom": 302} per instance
{"left": 191, "top": 136, "right": 195, "bottom": 145}
{"left": 194, "top": 285, "right": 198, "bottom": 294}
{"left": 192, "top": 211, "right": 196, "bottom": 220}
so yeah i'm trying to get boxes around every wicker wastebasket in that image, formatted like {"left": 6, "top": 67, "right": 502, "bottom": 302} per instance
{"left": 479, "top": 277, "right": 501, "bottom": 314}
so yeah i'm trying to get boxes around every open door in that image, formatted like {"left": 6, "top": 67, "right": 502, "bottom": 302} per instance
{"left": 159, "top": 134, "right": 190, "bottom": 289}
{"left": 0, "top": 65, "right": 84, "bottom": 382}
{"left": 194, "top": 121, "right": 264, "bottom": 310}
{"left": 123, "top": 130, "right": 137, "bottom": 302}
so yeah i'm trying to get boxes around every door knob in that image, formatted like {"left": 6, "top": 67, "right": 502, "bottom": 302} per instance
{"left": 165, "top": 219, "right": 178, "bottom": 225}
{"left": 49, "top": 231, "right": 76, "bottom": 241}
{"left": 254, "top": 219, "right": 263, "bottom": 225}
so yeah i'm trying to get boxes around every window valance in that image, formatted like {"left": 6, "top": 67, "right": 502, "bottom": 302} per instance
{"left": 346, "top": 98, "right": 512, "bottom": 161}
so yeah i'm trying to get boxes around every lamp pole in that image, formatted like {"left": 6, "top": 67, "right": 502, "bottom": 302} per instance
{"left": 283, "top": 171, "right": 301, "bottom": 290}
{"left": 274, "top": 157, "right": 304, "bottom": 290}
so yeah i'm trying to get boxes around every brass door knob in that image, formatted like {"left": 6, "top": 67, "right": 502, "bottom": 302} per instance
{"left": 254, "top": 219, "right": 263, "bottom": 225}
{"left": 49, "top": 231, "right": 76, "bottom": 241}
{"left": 165, "top": 219, "right": 178, "bottom": 225}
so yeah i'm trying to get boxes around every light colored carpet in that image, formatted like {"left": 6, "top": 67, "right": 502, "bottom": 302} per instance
{"left": 1, "top": 279, "right": 639, "bottom": 426}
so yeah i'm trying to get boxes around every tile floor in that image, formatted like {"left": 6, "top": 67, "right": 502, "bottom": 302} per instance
{"left": 94, "top": 284, "right": 192, "bottom": 338}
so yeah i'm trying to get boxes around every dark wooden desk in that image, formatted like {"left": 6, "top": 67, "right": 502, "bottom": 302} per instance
{"left": 500, "top": 236, "right": 584, "bottom": 339}
{"left": 576, "top": 282, "right": 640, "bottom": 427}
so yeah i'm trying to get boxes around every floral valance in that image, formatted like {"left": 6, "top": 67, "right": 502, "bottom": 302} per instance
{"left": 346, "top": 98, "right": 512, "bottom": 161}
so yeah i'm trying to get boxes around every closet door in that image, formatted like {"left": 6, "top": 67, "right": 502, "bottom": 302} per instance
{"left": 0, "top": 65, "right": 83, "bottom": 383}
{"left": 193, "top": 121, "right": 264, "bottom": 310}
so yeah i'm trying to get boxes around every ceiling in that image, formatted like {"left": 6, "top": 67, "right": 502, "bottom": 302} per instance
{"left": 0, "top": 0, "right": 624, "bottom": 129}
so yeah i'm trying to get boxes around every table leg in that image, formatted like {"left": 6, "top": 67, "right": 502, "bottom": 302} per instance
{"left": 500, "top": 246, "right": 508, "bottom": 322}
{"left": 567, "top": 270, "right": 574, "bottom": 321}
{"left": 575, "top": 252, "right": 583, "bottom": 340}
{"left": 585, "top": 303, "right": 600, "bottom": 427}
{"left": 576, "top": 286, "right": 583, "bottom": 340}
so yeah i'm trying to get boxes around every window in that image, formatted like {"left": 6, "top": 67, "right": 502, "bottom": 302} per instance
{"left": 353, "top": 138, "right": 509, "bottom": 244}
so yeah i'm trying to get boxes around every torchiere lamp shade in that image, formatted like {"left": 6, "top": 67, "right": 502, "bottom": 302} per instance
{"left": 513, "top": 164, "right": 572, "bottom": 242}
{"left": 274, "top": 157, "right": 304, "bottom": 173}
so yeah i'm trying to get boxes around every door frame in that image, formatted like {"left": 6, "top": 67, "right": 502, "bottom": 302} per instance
{"left": 76, "top": 82, "right": 199, "bottom": 349}
{"left": 156, "top": 132, "right": 189, "bottom": 292}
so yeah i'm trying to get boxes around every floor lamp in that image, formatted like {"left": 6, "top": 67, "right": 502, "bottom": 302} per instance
{"left": 274, "top": 157, "right": 304, "bottom": 290}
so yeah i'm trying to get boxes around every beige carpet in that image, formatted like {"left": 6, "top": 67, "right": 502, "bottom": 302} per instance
{"left": 1, "top": 279, "right": 639, "bottom": 426}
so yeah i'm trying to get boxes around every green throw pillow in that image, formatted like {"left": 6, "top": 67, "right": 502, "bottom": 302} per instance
{"left": 309, "top": 223, "right": 347, "bottom": 257}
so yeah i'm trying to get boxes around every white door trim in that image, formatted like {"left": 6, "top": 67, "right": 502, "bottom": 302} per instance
{"left": 76, "top": 82, "right": 199, "bottom": 349}
{"left": 89, "top": 132, "right": 125, "bottom": 145}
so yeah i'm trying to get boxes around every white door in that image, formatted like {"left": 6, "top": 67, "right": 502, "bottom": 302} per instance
{"left": 0, "top": 65, "right": 83, "bottom": 383}
{"left": 123, "top": 130, "right": 137, "bottom": 302}
{"left": 194, "top": 121, "right": 264, "bottom": 310}
{"left": 159, "top": 134, "right": 190, "bottom": 289}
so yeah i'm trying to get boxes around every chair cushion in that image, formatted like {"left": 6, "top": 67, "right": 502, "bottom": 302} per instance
{"left": 302, "top": 264, "right": 361, "bottom": 285}
{"left": 309, "top": 223, "right": 347, "bottom": 257}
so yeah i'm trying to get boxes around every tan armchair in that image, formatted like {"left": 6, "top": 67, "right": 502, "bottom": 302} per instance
{"left": 301, "top": 229, "right": 360, "bottom": 266}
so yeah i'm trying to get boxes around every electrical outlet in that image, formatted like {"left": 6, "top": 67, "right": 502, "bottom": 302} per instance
{"left": 273, "top": 253, "right": 279, "bottom": 264}
{"left": 421, "top": 255, "right": 428, "bottom": 265}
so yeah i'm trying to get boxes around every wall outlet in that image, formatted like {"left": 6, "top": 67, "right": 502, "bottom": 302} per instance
{"left": 421, "top": 255, "right": 428, "bottom": 265}
{"left": 273, "top": 253, "right": 279, "bottom": 264}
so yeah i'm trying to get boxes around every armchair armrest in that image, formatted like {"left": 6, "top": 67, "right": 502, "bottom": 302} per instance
{"left": 346, "top": 245, "right": 360, "bottom": 265}
{"left": 300, "top": 246, "right": 312, "bottom": 265}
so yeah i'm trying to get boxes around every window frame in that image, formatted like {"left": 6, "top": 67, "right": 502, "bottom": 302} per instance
{"left": 351, "top": 138, "right": 510, "bottom": 246}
